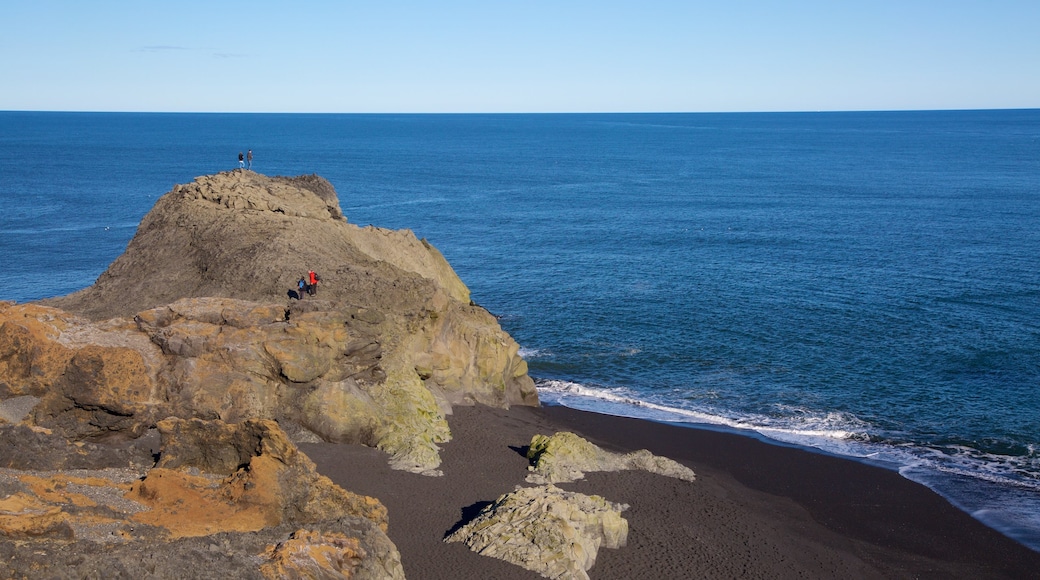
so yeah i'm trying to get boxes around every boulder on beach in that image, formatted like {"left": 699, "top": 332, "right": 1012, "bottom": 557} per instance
{"left": 445, "top": 483, "right": 629, "bottom": 580}
{"left": 525, "top": 431, "right": 697, "bottom": 484}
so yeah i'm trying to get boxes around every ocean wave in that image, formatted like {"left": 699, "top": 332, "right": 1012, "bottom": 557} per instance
{"left": 898, "top": 458, "right": 1040, "bottom": 551}
{"left": 4, "top": 222, "right": 138, "bottom": 235}
{"left": 535, "top": 377, "right": 1040, "bottom": 485}
{"left": 517, "top": 347, "right": 549, "bottom": 359}
{"left": 344, "top": 197, "right": 449, "bottom": 211}
{"left": 908, "top": 445, "right": 1040, "bottom": 490}
{"left": 535, "top": 378, "right": 866, "bottom": 442}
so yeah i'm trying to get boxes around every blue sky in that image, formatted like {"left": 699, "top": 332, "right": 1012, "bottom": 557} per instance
{"left": 2, "top": 1, "right": 1038, "bottom": 113}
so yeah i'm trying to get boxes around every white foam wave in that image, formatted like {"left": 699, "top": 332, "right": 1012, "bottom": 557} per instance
{"left": 535, "top": 379, "right": 864, "bottom": 442}
{"left": 517, "top": 347, "right": 549, "bottom": 360}
{"left": 535, "top": 377, "right": 1040, "bottom": 551}
{"left": 899, "top": 445, "right": 1040, "bottom": 492}
{"left": 344, "top": 197, "right": 449, "bottom": 211}
{"left": 536, "top": 379, "right": 1039, "bottom": 481}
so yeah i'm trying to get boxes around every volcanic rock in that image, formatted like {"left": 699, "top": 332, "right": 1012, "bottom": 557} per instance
{"left": 525, "top": 431, "right": 697, "bottom": 484}
{"left": 0, "top": 170, "right": 541, "bottom": 578}
{"left": 445, "top": 484, "right": 629, "bottom": 580}
{"left": 1, "top": 170, "right": 537, "bottom": 473}
{"left": 0, "top": 418, "right": 402, "bottom": 579}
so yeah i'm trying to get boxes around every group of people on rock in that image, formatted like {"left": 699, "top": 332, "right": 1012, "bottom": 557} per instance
{"left": 238, "top": 149, "right": 253, "bottom": 169}
{"left": 295, "top": 270, "right": 321, "bottom": 298}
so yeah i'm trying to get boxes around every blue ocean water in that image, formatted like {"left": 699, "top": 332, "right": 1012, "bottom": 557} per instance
{"left": 2, "top": 110, "right": 1039, "bottom": 549}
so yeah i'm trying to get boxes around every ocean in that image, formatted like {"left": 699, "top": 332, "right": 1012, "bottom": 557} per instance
{"left": 1, "top": 110, "right": 1038, "bottom": 550}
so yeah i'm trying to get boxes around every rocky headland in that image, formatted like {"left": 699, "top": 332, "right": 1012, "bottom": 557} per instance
{"left": 11, "top": 170, "right": 537, "bottom": 473}
{"left": 0, "top": 170, "right": 549, "bottom": 577}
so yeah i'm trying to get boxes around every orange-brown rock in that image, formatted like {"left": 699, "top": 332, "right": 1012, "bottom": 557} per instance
{"left": 259, "top": 529, "right": 394, "bottom": 580}
{"left": 0, "top": 492, "right": 73, "bottom": 539}
{"left": 0, "top": 171, "right": 539, "bottom": 575}
{"left": 0, "top": 418, "right": 402, "bottom": 578}
{"left": 128, "top": 418, "right": 388, "bottom": 538}
{"left": 0, "top": 303, "right": 75, "bottom": 398}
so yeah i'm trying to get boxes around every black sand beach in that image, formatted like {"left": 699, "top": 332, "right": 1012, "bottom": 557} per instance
{"left": 301, "top": 404, "right": 1040, "bottom": 579}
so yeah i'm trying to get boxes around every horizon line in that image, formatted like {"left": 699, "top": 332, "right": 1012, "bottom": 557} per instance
{"left": 2, "top": 107, "right": 1038, "bottom": 116}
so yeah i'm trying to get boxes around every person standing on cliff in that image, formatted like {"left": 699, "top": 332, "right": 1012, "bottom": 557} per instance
{"left": 308, "top": 270, "right": 320, "bottom": 296}
{"left": 238, "top": 152, "right": 245, "bottom": 168}
{"left": 247, "top": 149, "right": 253, "bottom": 169}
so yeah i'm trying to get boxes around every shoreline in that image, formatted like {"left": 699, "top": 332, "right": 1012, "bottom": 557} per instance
{"left": 538, "top": 383, "right": 1040, "bottom": 554}
{"left": 301, "top": 403, "right": 1040, "bottom": 579}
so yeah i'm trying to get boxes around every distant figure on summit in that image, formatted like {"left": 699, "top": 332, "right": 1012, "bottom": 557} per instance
{"left": 247, "top": 149, "right": 253, "bottom": 169}
{"left": 238, "top": 152, "right": 245, "bottom": 168}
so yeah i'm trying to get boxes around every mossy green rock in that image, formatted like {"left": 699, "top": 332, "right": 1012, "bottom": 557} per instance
{"left": 445, "top": 484, "right": 629, "bottom": 580}
{"left": 527, "top": 431, "right": 696, "bottom": 484}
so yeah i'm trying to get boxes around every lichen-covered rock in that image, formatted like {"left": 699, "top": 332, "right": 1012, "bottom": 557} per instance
{"left": 0, "top": 418, "right": 402, "bottom": 579}
{"left": 8, "top": 171, "right": 538, "bottom": 473}
{"left": 0, "top": 492, "right": 74, "bottom": 539}
{"left": 2, "top": 295, "right": 514, "bottom": 473}
{"left": 259, "top": 528, "right": 405, "bottom": 580}
{"left": 130, "top": 418, "right": 389, "bottom": 536}
{"left": 445, "top": 484, "right": 629, "bottom": 580}
{"left": 0, "top": 519, "right": 404, "bottom": 580}
{"left": 0, "top": 304, "right": 75, "bottom": 398}
{"left": 526, "top": 431, "right": 697, "bottom": 484}
{"left": 0, "top": 171, "right": 543, "bottom": 576}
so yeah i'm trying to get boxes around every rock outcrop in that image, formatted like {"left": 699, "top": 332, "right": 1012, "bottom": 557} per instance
{"left": 129, "top": 418, "right": 389, "bottom": 537}
{"left": 0, "top": 170, "right": 545, "bottom": 577}
{"left": 0, "top": 170, "right": 536, "bottom": 474}
{"left": 525, "top": 431, "right": 697, "bottom": 484}
{"left": 0, "top": 418, "right": 403, "bottom": 579}
{"left": 445, "top": 484, "right": 629, "bottom": 580}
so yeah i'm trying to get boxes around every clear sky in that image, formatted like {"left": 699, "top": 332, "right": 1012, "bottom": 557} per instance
{"left": 2, "top": 1, "right": 1038, "bottom": 113}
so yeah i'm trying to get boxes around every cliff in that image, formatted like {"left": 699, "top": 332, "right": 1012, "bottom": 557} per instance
{"left": 13, "top": 170, "right": 537, "bottom": 472}
{"left": 0, "top": 169, "right": 542, "bottom": 577}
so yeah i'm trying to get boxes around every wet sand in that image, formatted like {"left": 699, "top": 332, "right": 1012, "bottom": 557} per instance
{"left": 300, "top": 404, "right": 1040, "bottom": 579}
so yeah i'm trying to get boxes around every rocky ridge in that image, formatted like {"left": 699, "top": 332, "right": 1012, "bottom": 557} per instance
{"left": 6, "top": 170, "right": 537, "bottom": 473}
{"left": 0, "top": 170, "right": 537, "bottom": 577}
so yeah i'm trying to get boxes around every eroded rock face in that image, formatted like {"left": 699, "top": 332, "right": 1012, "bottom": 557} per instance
{"left": 0, "top": 171, "right": 537, "bottom": 473}
{"left": 445, "top": 484, "right": 629, "bottom": 580}
{"left": 0, "top": 302, "right": 76, "bottom": 398}
{"left": 129, "top": 418, "right": 388, "bottom": 537}
{"left": 0, "top": 418, "right": 402, "bottom": 579}
{"left": 0, "top": 295, "right": 531, "bottom": 473}
{"left": 525, "top": 431, "right": 697, "bottom": 484}
{"left": 259, "top": 528, "right": 403, "bottom": 580}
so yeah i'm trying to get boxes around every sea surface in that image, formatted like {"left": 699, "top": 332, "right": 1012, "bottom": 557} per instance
{"left": 2, "top": 110, "right": 1039, "bottom": 550}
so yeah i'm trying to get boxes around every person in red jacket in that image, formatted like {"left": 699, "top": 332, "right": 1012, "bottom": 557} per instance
{"left": 307, "top": 270, "right": 320, "bottom": 296}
